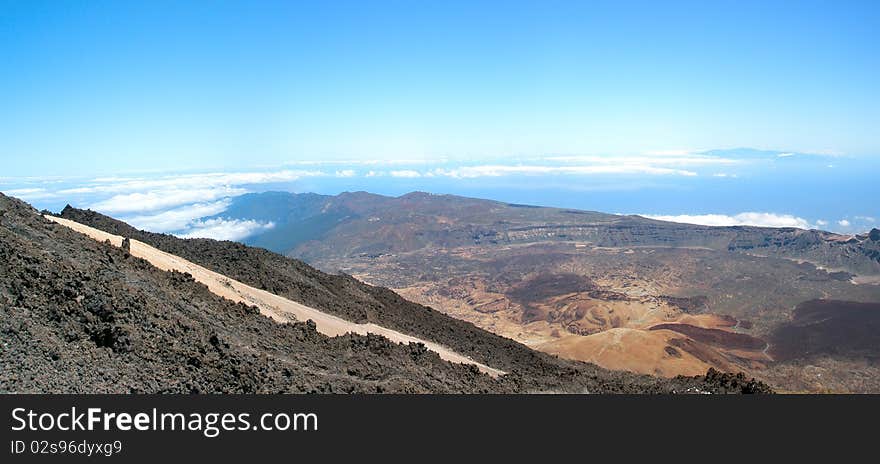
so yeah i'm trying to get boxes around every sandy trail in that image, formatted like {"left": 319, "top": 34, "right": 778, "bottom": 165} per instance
{"left": 46, "top": 215, "right": 504, "bottom": 377}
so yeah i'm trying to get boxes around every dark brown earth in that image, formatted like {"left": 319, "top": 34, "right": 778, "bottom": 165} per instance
{"left": 769, "top": 299, "right": 880, "bottom": 362}
{"left": 508, "top": 273, "right": 596, "bottom": 322}
{"left": 0, "top": 194, "right": 769, "bottom": 393}
{"left": 658, "top": 296, "right": 709, "bottom": 314}
{"left": 650, "top": 324, "right": 767, "bottom": 351}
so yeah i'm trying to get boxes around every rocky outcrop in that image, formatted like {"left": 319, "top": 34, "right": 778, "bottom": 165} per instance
{"left": 695, "top": 368, "right": 775, "bottom": 394}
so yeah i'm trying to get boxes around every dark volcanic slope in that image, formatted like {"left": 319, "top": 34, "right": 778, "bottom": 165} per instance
{"left": 52, "top": 200, "right": 769, "bottom": 393}
{"left": 769, "top": 300, "right": 880, "bottom": 362}
{"left": 3, "top": 195, "right": 505, "bottom": 393}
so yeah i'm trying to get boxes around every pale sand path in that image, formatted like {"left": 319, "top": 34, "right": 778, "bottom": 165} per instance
{"left": 46, "top": 215, "right": 504, "bottom": 377}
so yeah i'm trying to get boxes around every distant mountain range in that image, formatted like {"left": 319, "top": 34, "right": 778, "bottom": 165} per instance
{"left": 216, "top": 191, "right": 880, "bottom": 275}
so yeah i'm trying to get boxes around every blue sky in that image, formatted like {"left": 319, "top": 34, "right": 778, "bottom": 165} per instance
{"left": 1, "top": 1, "right": 878, "bottom": 237}
{"left": 1, "top": 0, "right": 878, "bottom": 176}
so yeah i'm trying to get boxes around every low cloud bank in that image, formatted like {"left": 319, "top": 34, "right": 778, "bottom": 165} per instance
{"left": 176, "top": 218, "right": 276, "bottom": 241}
{"left": 122, "top": 200, "right": 233, "bottom": 232}
{"left": 640, "top": 212, "right": 814, "bottom": 229}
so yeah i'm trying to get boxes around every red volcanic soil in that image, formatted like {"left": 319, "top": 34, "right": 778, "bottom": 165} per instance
{"left": 650, "top": 323, "right": 766, "bottom": 351}
{"left": 769, "top": 299, "right": 880, "bottom": 362}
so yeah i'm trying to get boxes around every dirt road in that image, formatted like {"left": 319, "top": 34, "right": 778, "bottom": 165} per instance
{"left": 46, "top": 215, "right": 504, "bottom": 377}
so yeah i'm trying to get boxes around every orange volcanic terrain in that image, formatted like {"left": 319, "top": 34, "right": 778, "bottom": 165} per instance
{"left": 343, "top": 241, "right": 880, "bottom": 392}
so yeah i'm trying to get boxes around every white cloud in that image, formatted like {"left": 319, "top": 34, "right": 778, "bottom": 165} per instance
{"left": 285, "top": 158, "right": 444, "bottom": 166}
{"left": 390, "top": 170, "right": 422, "bottom": 178}
{"left": 122, "top": 200, "right": 232, "bottom": 233}
{"left": 838, "top": 219, "right": 851, "bottom": 227}
{"left": 59, "top": 169, "right": 323, "bottom": 196}
{"left": 89, "top": 186, "right": 247, "bottom": 214}
{"left": 542, "top": 154, "right": 736, "bottom": 166}
{"left": 244, "top": 156, "right": 725, "bottom": 182}
{"left": 642, "top": 149, "right": 698, "bottom": 156}
{"left": 176, "top": 218, "right": 275, "bottom": 241}
{"left": 4, "top": 188, "right": 45, "bottom": 195}
{"left": 431, "top": 164, "right": 697, "bottom": 179}
{"left": 4, "top": 168, "right": 326, "bottom": 239}
{"left": 777, "top": 153, "right": 796, "bottom": 158}
{"left": 1, "top": 187, "right": 57, "bottom": 200}
{"left": 72, "top": 168, "right": 325, "bottom": 216}
{"left": 855, "top": 216, "right": 876, "bottom": 223}
{"left": 816, "top": 219, "right": 828, "bottom": 226}
{"left": 90, "top": 176, "right": 138, "bottom": 183}
{"left": 641, "top": 212, "right": 813, "bottom": 229}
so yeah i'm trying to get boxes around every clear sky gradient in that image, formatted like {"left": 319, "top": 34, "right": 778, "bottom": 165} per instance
{"left": 1, "top": 0, "right": 878, "bottom": 177}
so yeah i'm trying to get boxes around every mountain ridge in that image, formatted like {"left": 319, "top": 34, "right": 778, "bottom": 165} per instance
{"left": 46, "top": 197, "right": 768, "bottom": 393}
{"left": 207, "top": 190, "right": 880, "bottom": 276}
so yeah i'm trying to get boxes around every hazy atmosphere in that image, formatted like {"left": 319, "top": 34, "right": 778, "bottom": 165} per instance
{"left": 2, "top": 1, "right": 878, "bottom": 238}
